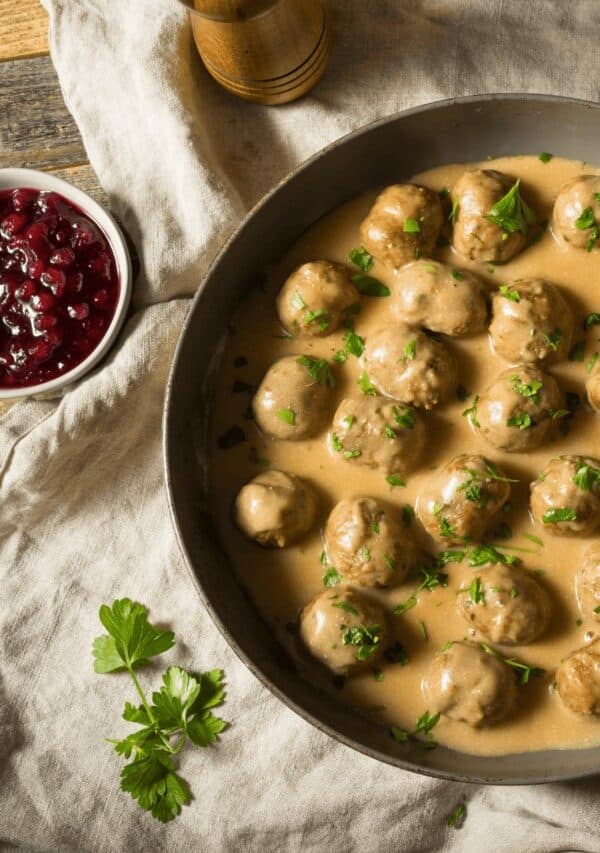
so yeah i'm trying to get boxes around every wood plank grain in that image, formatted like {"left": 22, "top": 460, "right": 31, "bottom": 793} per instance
{"left": 0, "top": 56, "right": 86, "bottom": 170}
{"left": 47, "top": 163, "right": 107, "bottom": 207}
{"left": 0, "top": 0, "right": 48, "bottom": 61}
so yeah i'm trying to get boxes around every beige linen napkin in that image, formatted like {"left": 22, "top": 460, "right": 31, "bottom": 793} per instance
{"left": 2, "top": 1, "right": 600, "bottom": 850}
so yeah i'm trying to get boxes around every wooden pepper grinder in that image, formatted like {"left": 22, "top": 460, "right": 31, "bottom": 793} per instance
{"left": 181, "top": 0, "right": 331, "bottom": 105}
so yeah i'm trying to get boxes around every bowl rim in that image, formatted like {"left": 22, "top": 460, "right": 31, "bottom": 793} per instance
{"left": 164, "top": 92, "right": 600, "bottom": 784}
{"left": 0, "top": 167, "right": 132, "bottom": 400}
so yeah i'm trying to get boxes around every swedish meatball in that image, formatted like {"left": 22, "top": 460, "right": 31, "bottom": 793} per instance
{"left": 324, "top": 497, "right": 416, "bottom": 587}
{"left": 360, "top": 326, "right": 457, "bottom": 409}
{"left": 359, "top": 184, "right": 444, "bottom": 269}
{"left": 530, "top": 455, "right": 600, "bottom": 535}
{"left": 421, "top": 641, "right": 517, "bottom": 727}
{"left": 458, "top": 564, "right": 550, "bottom": 645}
{"left": 417, "top": 454, "right": 511, "bottom": 546}
{"left": 575, "top": 544, "right": 600, "bottom": 623}
{"left": 555, "top": 639, "right": 600, "bottom": 715}
{"left": 489, "top": 279, "right": 573, "bottom": 364}
{"left": 586, "top": 359, "right": 600, "bottom": 412}
{"left": 475, "top": 365, "right": 562, "bottom": 452}
{"left": 392, "top": 260, "right": 488, "bottom": 336}
{"left": 253, "top": 355, "right": 334, "bottom": 440}
{"left": 452, "top": 170, "right": 536, "bottom": 262}
{"left": 299, "top": 586, "right": 388, "bottom": 675}
{"left": 552, "top": 174, "right": 600, "bottom": 251}
{"left": 330, "top": 396, "right": 425, "bottom": 476}
{"left": 276, "top": 261, "right": 359, "bottom": 337}
{"left": 234, "top": 470, "right": 317, "bottom": 547}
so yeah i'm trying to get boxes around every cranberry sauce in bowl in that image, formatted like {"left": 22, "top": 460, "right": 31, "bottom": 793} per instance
{"left": 0, "top": 187, "right": 120, "bottom": 389}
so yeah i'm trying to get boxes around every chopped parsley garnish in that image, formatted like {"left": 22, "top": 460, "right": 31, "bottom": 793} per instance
{"left": 575, "top": 206, "right": 600, "bottom": 251}
{"left": 485, "top": 179, "right": 537, "bottom": 235}
{"left": 569, "top": 341, "right": 586, "bottom": 362}
{"left": 447, "top": 804, "right": 465, "bottom": 828}
{"left": 303, "top": 308, "right": 330, "bottom": 332}
{"left": 510, "top": 374, "right": 542, "bottom": 402}
{"left": 449, "top": 198, "right": 459, "bottom": 223}
{"left": 542, "top": 507, "right": 577, "bottom": 524}
{"left": 370, "top": 522, "right": 380, "bottom": 534}
{"left": 549, "top": 408, "right": 570, "bottom": 420}
{"left": 390, "top": 710, "right": 440, "bottom": 748}
{"left": 481, "top": 643, "right": 545, "bottom": 684}
{"left": 418, "top": 620, "right": 428, "bottom": 640}
{"left": 543, "top": 329, "right": 563, "bottom": 351}
{"left": 538, "top": 152, "right": 553, "bottom": 164}
{"left": 510, "top": 587, "right": 519, "bottom": 598}
{"left": 276, "top": 407, "right": 296, "bottom": 425}
{"left": 393, "top": 564, "right": 448, "bottom": 616}
{"left": 451, "top": 269, "right": 464, "bottom": 280}
{"left": 467, "top": 545, "right": 520, "bottom": 567}
{"left": 403, "top": 217, "right": 421, "bottom": 234}
{"left": 468, "top": 577, "right": 485, "bottom": 604}
{"left": 384, "top": 642, "right": 409, "bottom": 665}
{"left": 462, "top": 395, "right": 480, "bottom": 428}
{"left": 296, "top": 355, "right": 335, "bottom": 387}
{"left": 585, "top": 312, "right": 600, "bottom": 329}
{"left": 507, "top": 412, "right": 534, "bottom": 430}
{"left": 499, "top": 284, "right": 521, "bottom": 302}
{"left": 344, "top": 328, "right": 365, "bottom": 357}
{"left": 384, "top": 424, "right": 397, "bottom": 439}
{"left": 343, "top": 414, "right": 355, "bottom": 428}
{"left": 342, "top": 624, "right": 382, "bottom": 661}
{"left": 351, "top": 273, "right": 390, "bottom": 297}
{"left": 414, "top": 710, "right": 440, "bottom": 739}
{"left": 458, "top": 479, "right": 487, "bottom": 508}
{"left": 332, "top": 601, "right": 359, "bottom": 616}
{"left": 373, "top": 668, "right": 384, "bottom": 682}
{"left": 331, "top": 433, "right": 343, "bottom": 452}
{"left": 402, "top": 504, "right": 415, "bottom": 526}
{"left": 438, "top": 515, "right": 456, "bottom": 539}
{"left": 360, "top": 546, "right": 371, "bottom": 561}
{"left": 438, "top": 549, "right": 465, "bottom": 565}
{"left": 588, "top": 353, "right": 600, "bottom": 373}
{"left": 393, "top": 405, "right": 416, "bottom": 429}
{"left": 322, "top": 567, "right": 342, "bottom": 587}
{"left": 386, "top": 474, "right": 406, "bottom": 488}
{"left": 344, "top": 449, "right": 361, "bottom": 460}
{"left": 390, "top": 726, "right": 409, "bottom": 743}
{"left": 523, "top": 532, "right": 543, "bottom": 546}
{"left": 358, "top": 372, "right": 377, "bottom": 396}
{"left": 333, "top": 350, "right": 347, "bottom": 364}
{"left": 349, "top": 246, "right": 374, "bottom": 272}
{"left": 402, "top": 339, "right": 417, "bottom": 361}
{"left": 573, "top": 461, "right": 600, "bottom": 492}
{"left": 594, "top": 605, "right": 600, "bottom": 615}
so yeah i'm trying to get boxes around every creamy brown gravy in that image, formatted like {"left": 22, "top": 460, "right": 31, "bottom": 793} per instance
{"left": 209, "top": 156, "right": 600, "bottom": 756}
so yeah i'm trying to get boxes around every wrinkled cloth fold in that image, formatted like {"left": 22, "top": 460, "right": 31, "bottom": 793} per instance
{"left": 2, "top": 1, "right": 600, "bottom": 850}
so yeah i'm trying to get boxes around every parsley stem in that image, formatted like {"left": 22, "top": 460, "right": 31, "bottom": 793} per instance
{"left": 128, "top": 665, "right": 156, "bottom": 726}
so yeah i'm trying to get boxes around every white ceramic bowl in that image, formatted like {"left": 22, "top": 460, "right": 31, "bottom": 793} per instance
{"left": 0, "top": 167, "right": 132, "bottom": 399}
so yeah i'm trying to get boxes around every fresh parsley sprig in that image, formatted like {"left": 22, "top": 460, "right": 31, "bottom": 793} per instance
{"left": 485, "top": 179, "right": 537, "bottom": 235}
{"left": 93, "top": 599, "right": 228, "bottom": 823}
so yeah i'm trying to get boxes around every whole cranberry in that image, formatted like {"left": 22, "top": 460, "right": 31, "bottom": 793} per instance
{"left": 28, "top": 258, "right": 45, "bottom": 280}
{"left": 16, "top": 280, "right": 37, "bottom": 301}
{"left": 88, "top": 252, "right": 111, "bottom": 279}
{"left": 92, "top": 288, "right": 110, "bottom": 309}
{"left": 31, "top": 340, "right": 52, "bottom": 362}
{"left": 11, "top": 188, "right": 38, "bottom": 213}
{"left": 49, "top": 247, "right": 75, "bottom": 268}
{"left": 71, "top": 220, "right": 100, "bottom": 250}
{"left": 36, "top": 313, "right": 58, "bottom": 331}
{"left": 66, "top": 272, "right": 83, "bottom": 294}
{"left": 31, "top": 292, "right": 55, "bottom": 312}
{"left": 45, "top": 328, "right": 63, "bottom": 348}
{"left": 40, "top": 267, "right": 66, "bottom": 296}
{"left": 1, "top": 213, "right": 27, "bottom": 238}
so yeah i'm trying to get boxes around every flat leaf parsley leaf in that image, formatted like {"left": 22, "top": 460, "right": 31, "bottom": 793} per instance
{"left": 485, "top": 179, "right": 537, "bottom": 235}
{"left": 93, "top": 599, "right": 228, "bottom": 823}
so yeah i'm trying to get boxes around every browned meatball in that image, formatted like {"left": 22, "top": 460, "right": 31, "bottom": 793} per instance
{"left": 489, "top": 279, "right": 573, "bottom": 364}
{"left": 360, "top": 325, "right": 457, "bottom": 410}
{"left": 421, "top": 641, "right": 518, "bottom": 727}
{"left": 586, "top": 359, "right": 600, "bottom": 412}
{"left": 276, "top": 261, "right": 359, "bottom": 337}
{"left": 253, "top": 355, "right": 334, "bottom": 440}
{"left": 324, "top": 497, "right": 416, "bottom": 587}
{"left": 391, "top": 260, "right": 488, "bottom": 336}
{"left": 330, "top": 396, "right": 425, "bottom": 477}
{"left": 417, "top": 454, "right": 511, "bottom": 546}
{"left": 457, "top": 564, "right": 550, "bottom": 645}
{"left": 299, "top": 586, "right": 388, "bottom": 675}
{"left": 552, "top": 175, "right": 600, "bottom": 251}
{"left": 452, "top": 170, "right": 536, "bottom": 262}
{"left": 530, "top": 455, "right": 600, "bottom": 536}
{"left": 555, "top": 639, "right": 600, "bottom": 715}
{"left": 234, "top": 470, "right": 317, "bottom": 547}
{"left": 575, "top": 544, "right": 600, "bottom": 623}
{"left": 475, "top": 365, "right": 563, "bottom": 453}
{"left": 359, "top": 184, "right": 444, "bottom": 268}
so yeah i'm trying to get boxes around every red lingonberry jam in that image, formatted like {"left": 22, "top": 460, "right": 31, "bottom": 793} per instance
{"left": 0, "top": 188, "right": 120, "bottom": 388}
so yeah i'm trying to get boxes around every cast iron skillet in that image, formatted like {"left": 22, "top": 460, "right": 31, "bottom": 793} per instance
{"left": 164, "top": 94, "right": 600, "bottom": 784}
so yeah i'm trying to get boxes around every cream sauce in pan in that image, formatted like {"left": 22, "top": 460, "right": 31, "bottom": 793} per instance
{"left": 209, "top": 156, "right": 600, "bottom": 756}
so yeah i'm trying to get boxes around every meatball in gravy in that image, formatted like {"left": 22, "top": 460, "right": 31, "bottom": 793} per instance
{"left": 359, "top": 184, "right": 444, "bottom": 269}
{"left": 360, "top": 325, "right": 457, "bottom": 410}
{"left": 299, "top": 586, "right": 388, "bottom": 675}
{"left": 586, "top": 359, "right": 600, "bottom": 413}
{"left": 391, "top": 260, "right": 488, "bottom": 337}
{"left": 276, "top": 260, "right": 359, "bottom": 337}
{"left": 421, "top": 641, "right": 517, "bottom": 727}
{"left": 475, "top": 365, "right": 563, "bottom": 452}
{"left": 489, "top": 278, "right": 573, "bottom": 364}
{"left": 234, "top": 470, "right": 317, "bottom": 547}
{"left": 552, "top": 175, "right": 600, "bottom": 251}
{"left": 530, "top": 455, "right": 600, "bottom": 535}
{"left": 324, "top": 497, "right": 416, "bottom": 587}
{"left": 575, "top": 544, "right": 600, "bottom": 623}
{"left": 331, "top": 396, "right": 425, "bottom": 477}
{"left": 555, "top": 639, "right": 600, "bottom": 716}
{"left": 417, "top": 454, "right": 511, "bottom": 546}
{"left": 458, "top": 563, "right": 550, "bottom": 645}
{"left": 253, "top": 355, "right": 334, "bottom": 440}
{"left": 452, "top": 170, "right": 536, "bottom": 263}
